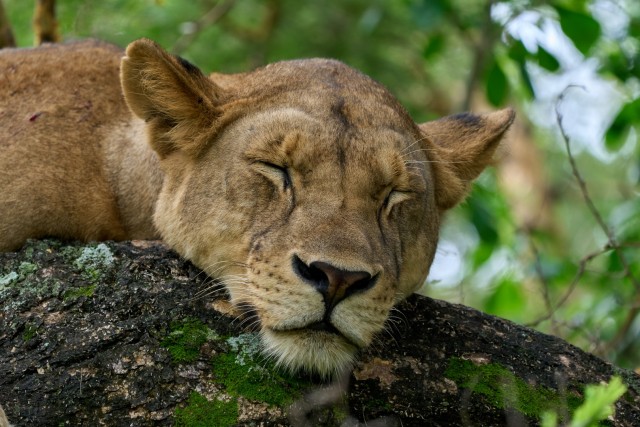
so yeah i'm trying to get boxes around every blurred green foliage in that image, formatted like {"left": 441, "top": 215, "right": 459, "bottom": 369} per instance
{"left": 4, "top": 0, "right": 640, "bottom": 369}
{"left": 542, "top": 376, "right": 627, "bottom": 427}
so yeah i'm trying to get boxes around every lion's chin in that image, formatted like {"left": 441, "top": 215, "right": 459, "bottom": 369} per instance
{"left": 261, "top": 328, "right": 358, "bottom": 379}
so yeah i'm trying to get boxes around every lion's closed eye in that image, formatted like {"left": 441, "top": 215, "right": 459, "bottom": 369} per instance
{"left": 382, "top": 190, "right": 412, "bottom": 216}
{"left": 252, "top": 161, "right": 293, "bottom": 191}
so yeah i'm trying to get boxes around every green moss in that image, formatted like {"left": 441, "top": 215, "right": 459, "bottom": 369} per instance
{"left": 211, "top": 333, "right": 310, "bottom": 406}
{"left": 63, "top": 285, "right": 96, "bottom": 301}
{"left": 161, "top": 319, "right": 218, "bottom": 363}
{"left": 174, "top": 392, "right": 238, "bottom": 427}
{"left": 445, "top": 358, "right": 582, "bottom": 420}
{"left": 18, "top": 262, "right": 38, "bottom": 276}
{"left": 362, "top": 396, "right": 393, "bottom": 412}
{"left": 331, "top": 404, "right": 351, "bottom": 422}
{"left": 23, "top": 322, "right": 38, "bottom": 341}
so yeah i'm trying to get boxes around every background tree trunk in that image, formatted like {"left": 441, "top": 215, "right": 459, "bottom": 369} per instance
{"left": 1, "top": 240, "right": 639, "bottom": 426}
{"left": 33, "top": 0, "right": 59, "bottom": 45}
{"left": 0, "top": 0, "right": 16, "bottom": 48}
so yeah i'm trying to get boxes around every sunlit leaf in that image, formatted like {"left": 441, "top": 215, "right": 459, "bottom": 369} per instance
{"left": 609, "top": 198, "right": 640, "bottom": 242}
{"left": 571, "top": 376, "right": 627, "bottom": 427}
{"left": 541, "top": 411, "right": 558, "bottom": 427}
{"left": 472, "top": 243, "right": 494, "bottom": 269}
{"left": 485, "top": 277, "right": 525, "bottom": 320}
{"left": 557, "top": 7, "right": 601, "bottom": 55}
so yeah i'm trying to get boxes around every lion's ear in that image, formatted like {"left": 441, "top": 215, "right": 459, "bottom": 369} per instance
{"left": 120, "top": 38, "right": 224, "bottom": 158}
{"left": 419, "top": 108, "right": 515, "bottom": 210}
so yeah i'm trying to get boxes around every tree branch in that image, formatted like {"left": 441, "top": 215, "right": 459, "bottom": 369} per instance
{"left": 461, "top": 0, "right": 498, "bottom": 110}
{"left": 1, "top": 240, "right": 639, "bottom": 425}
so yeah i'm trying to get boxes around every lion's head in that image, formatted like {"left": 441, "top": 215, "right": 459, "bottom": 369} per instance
{"left": 120, "top": 39, "right": 514, "bottom": 377}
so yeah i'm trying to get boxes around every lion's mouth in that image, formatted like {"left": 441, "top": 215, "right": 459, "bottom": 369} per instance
{"left": 233, "top": 302, "right": 344, "bottom": 339}
{"left": 269, "top": 320, "right": 362, "bottom": 350}
{"left": 233, "top": 300, "right": 363, "bottom": 350}
{"left": 270, "top": 320, "right": 340, "bottom": 336}
{"left": 305, "top": 320, "right": 341, "bottom": 335}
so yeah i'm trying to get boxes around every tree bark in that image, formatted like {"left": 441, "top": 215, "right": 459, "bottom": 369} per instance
{"left": 1, "top": 240, "right": 639, "bottom": 426}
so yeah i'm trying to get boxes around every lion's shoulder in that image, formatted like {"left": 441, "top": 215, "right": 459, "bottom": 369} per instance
{"left": 0, "top": 40, "right": 125, "bottom": 116}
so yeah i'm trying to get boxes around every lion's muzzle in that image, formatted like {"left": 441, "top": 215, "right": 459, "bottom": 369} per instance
{"left": 291, "top": 255, "right": 378, "bottom": 311}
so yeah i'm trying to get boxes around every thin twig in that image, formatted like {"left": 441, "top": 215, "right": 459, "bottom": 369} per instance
{"left": 218, "top": 0, "right": 281, "bottom": 68}
{"left": 554, "top": 86, "right": 640, "bottom": 355}
{"left": 172, "top": 0, "right": 237, "bottom": 56}
{"left": 219, "top": 0, "right": 280, "bottom": 42}
{"left": 557, "top": 88, "right": 640, "bottom": 295}
{"left": 529, "top": 240, "right": 558, "bottom": 334}
{"left": 555, "top": 88, "right": 618, "bottom": 247}
{"left": 461, "top": 0, "right": 498, "bottom": 110}
{"left": 526, "top": 245, "right": 612, "bottom": 327}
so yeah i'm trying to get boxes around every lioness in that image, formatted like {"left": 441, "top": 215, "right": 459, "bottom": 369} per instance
{"left": 0, "top": 39, "right": 514, "bottom": 377}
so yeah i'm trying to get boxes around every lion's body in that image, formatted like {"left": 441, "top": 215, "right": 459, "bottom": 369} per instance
{"left": 0, "top": 41, "right": 161, "bottom": 250}
{"left": 0, "top": 39, "right": 514, "bottom": 376}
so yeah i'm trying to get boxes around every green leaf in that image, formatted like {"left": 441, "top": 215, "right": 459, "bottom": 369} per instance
{"left": 517, "top": 61, "right": 535, "bottom": 99}
{"left": 557, "top": 7, "right": 601, "bottom": 55}
{"left": 507, "top": 40, "right": 527, "bottom": 63}
{"left": 486, "top": 58, "right": 508, "bottom": 106}
{"left": 536, "top": 46, "right": 560, "bottom": 71}
{"left": 467, "top": 194, "right": 499, "bottom": 245}
{"left": 472, "top": 243, "right": 494, "bottom": 269}
{"left": 484, "top": 277, "right": 526, "bottom": 320}
{"left": 541, "top": 411, "right": 558, "bottom": 427}
{"left": 423, "top": 33, "right": 445, "bottom": 59}
{"left": 410, "top": 0, "right": 447, "bottom": 30}
{"left": 603, "top": 45, "right": 636, "bottom": 82}
{"left": 506, "top": 41, "right": 537, "bottom": 98}
{"left": 605, "top": 97, "right": 640, "bottom": 152}
{"left": 623, "top": 8, "right": 640, "bottom": 37}
{"left": 570, "top": 376, "right": 627, "bottom": 427}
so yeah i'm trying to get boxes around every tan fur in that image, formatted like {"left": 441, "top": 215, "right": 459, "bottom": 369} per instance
{"left": 0, "top": 39, "right": 514, "bottom": 376}
{"left": 0, "top": 404, "right": 9, "bottom": 427}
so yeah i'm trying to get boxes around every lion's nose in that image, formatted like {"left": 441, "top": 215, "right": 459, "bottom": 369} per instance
{"left": 292, "top": 255, "right": 377, "bottom": 308}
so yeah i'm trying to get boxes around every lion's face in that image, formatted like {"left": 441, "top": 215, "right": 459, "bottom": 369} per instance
{"left": 121, "top": 39, "right": 514, "bottom": 377}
